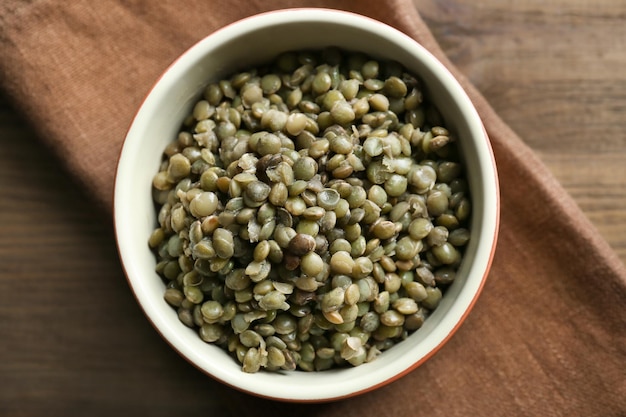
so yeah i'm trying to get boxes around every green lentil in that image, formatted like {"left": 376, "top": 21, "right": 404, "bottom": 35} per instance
{"left": 422, "top": 287, "right": 443, "bottom": 310}
{"left": 448, "top": 228, "right": 470, "bottom": 246}
{"left": 300, "top": 251, "right": 324, "bottom": 277}
{"left": 164, "top": 288, "right": 184, "bottom": 307}
{"left": 149, "top": 48, "right": 472, "bottom": 373}
{"left": 426, "top": 190, "right": 449, "bottom": 217}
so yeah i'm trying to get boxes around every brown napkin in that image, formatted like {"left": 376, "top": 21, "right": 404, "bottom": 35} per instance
{"left": 2, "top": 0, "right": 624, "bottom": 415}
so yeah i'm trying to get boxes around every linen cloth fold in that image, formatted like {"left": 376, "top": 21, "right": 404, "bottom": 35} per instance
{"left": 1, "top": 0, "right": 624, "bottom": 415}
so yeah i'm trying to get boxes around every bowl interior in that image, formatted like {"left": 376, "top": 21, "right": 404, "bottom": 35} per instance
{"left": 114, "top": 9, "right": 499, "bottom": 402}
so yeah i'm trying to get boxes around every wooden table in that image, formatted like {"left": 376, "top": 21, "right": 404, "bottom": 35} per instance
{"left": 1, "top": 1, "right": 625, "bottom": 415}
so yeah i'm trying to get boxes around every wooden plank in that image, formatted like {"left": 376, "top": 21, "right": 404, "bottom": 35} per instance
{"left": 415, "top": 0, "right": 626, "bottom": 265}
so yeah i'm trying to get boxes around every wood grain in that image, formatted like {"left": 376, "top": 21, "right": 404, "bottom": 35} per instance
{"left": 414, "top": 0, "right": 626, "bottom": 262}
{"left": 0, "top": 97, "right": 235, "bottom": 416}
{"left": 1, "top": 1, "right": 625, "bottom": 415}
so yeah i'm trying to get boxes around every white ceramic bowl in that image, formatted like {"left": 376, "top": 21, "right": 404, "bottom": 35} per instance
{"left": 114, "top": 8, "right": 499, "bottom": 402}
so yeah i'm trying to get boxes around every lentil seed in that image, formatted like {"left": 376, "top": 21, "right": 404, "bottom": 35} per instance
{"left": 150, "top": 48, "right": 472, "bottom": 373}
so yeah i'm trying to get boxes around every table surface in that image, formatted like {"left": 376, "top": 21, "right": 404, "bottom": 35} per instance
{"left": 1, "top": 1, "right": 625, "bottom": 415}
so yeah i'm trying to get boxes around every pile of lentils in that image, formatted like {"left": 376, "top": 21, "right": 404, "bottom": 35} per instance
{"left": 148, "top": 48, "right": 471, "bottom": 373}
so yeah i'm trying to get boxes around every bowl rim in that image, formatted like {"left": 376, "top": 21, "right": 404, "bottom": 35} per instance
{"left": 113, "top": 7, "right": 500, "bottom": 402}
